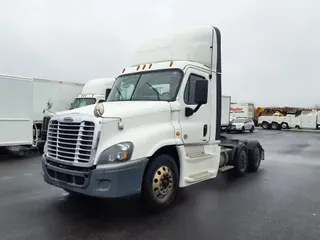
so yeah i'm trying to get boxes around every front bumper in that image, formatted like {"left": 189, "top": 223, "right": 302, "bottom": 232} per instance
{"left": 228, "top": 125, "right": 242, "bottom": 131}
{"left": 41, "top": 155, "right": 148, "bottom": 198}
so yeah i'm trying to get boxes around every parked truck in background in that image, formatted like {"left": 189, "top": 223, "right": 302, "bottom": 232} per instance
{"left": 221, "top": 96, "right": 231, "bottom": 131}
{"left": 259, "top": 110, "right": 320, "bottom": 130}
{"left": 41, "top": 78, "right": 115, "bottom": 142}
{"left": 41, "top": 25, "right": 265, "bottom": 211}
{"left": 0, "top": 74, "right": 83, "bottom": 152}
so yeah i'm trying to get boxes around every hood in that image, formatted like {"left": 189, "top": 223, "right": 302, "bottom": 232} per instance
{"left": 56, "top": 101, "right": 171, "bottom": 119}
{"left": 232, "top": 122, "right": 244, "bottom": 126}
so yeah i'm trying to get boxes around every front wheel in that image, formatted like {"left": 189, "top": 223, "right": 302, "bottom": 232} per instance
{"left": 141, "top": 154, "right": 179, "bottom": 212}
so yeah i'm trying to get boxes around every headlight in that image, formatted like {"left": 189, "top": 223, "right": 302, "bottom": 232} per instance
{"left": 98, "top": 142, "right": 134, "bottom": 164}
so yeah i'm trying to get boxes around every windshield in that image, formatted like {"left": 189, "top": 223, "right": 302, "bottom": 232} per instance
{"left": 107, "top": 70, "right": 182, "bottom": 102}
{"left": 233, "top": 118, "right": 245, "bottom": 123}
{"left": 69, "top": 98, "right": 96, "bottom": 110}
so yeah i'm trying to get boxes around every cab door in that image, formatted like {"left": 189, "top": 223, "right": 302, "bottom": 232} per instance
{"left": 178, "top": 68, "right": 211, "bottom": 144}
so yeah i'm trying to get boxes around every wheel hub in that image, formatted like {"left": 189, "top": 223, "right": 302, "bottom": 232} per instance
{"left": 152, "top": 166, "right": 173, "bottom": 201}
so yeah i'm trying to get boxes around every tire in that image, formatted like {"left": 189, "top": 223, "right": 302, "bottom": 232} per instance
{"left": 271, "top": 122, "right": 279, "bottom": 130}
{"left": 250, "top": 126, "right": 254, "bottom": 133}
{"left": 234, "top": 146, "right": 248, "bottom": 176}
{"left": 248, "top": 145, "right": 261, "bottom": 172}
{"left": 241, "top": 127, "right": 245, "bottom": 133}
{"left": 141, "top": 154, "right": 179, "bottom": 212}
{"left": 281, "top": 122, "right": 288, "bottom": 129}
{"left": 262, "top": 121, "right": 269, "bottom": 129}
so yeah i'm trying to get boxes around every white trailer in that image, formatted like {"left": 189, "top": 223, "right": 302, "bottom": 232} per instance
{"left": 221, "top": 96, "right": 231, "bottom": 131}
{"left": 41, "top": 25, "right": 265, "bottom": 211}
{"left": 0, "top": 74, "right": 83, "bottom": 151}
{"left": 259, "top": 111, "right": 320, "bottom": 130}
{"left": 41, "top": 78, "right": 115, "bottom": 141}
{"left": 230, "top": 102, "right": 254, "bottom": 119}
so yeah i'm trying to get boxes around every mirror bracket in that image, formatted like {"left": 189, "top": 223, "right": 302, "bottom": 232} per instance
{"left": 185, "top": 104, "right": 202, "bottom": 117}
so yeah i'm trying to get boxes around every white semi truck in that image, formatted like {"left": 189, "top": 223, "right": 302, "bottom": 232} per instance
{"left": 41, "top": 78, "right": 115, "bottom": 142}
{"left": 0, "top": 74, "right": 83, "bottom": 152}
{"left": 41, "top": 26, "right": 265, "bottom": 211}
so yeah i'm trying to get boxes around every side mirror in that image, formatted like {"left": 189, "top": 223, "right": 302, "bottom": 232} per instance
{"left": 194, "top": 80, "right": 208, "bottom": 105}
{"left": 105, "top": 89, "right": 111, "bottom": 101}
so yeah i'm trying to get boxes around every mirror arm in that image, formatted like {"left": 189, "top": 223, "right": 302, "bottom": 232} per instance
{"left": 185, "top": 104, "right": 203, "bottom": 117}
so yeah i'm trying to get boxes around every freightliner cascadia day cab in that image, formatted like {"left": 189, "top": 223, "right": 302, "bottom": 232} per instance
{"left": 41, "top": 26, "right": 265, "bottom": 211}
{"left": 41, "top": 78, "right": 115, "bottom": 142}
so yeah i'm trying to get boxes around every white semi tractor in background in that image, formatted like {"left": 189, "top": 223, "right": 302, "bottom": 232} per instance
{"left": 41, "top": 25, "right": 265, "bottom": 211}
{"left": 0, "top": 74, "right": 83, "bottom": 152}
{"left": 41, "top": 78, "right": 115, "bottom": 142}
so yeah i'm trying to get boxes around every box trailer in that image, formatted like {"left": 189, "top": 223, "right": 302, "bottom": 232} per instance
{"left": 221, "top": 96, "right": 231, "bottom": 131}
{"left": 230, "top": 102, "right": 254, "bottom": 119}
{"left": 0, "top": 74, "right": 84, "bottom": 151}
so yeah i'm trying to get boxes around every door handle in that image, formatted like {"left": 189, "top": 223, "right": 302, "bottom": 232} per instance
{"left": 203, "top": 124, "right": 208, "bottom": 137}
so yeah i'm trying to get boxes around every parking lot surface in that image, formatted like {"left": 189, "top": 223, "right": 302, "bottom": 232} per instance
{"left": 1, "top": 129, "right": 320, "bottom": 240}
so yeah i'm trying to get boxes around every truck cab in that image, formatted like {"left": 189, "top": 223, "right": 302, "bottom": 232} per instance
{"left": 69, "top": 78, "right": 115, "bottom": 109}
{"left": 41, "top": 78, "right": 115, "bottom": 141}
{"left": 41, "top": 26, "right": 265, "bottom": 211}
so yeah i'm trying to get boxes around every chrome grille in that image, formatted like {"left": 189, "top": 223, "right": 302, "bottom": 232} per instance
{"left": 47, "top": 120, "right": 95, "bottom": 163}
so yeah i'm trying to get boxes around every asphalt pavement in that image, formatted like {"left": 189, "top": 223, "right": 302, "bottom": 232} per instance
{"left": 1, "top": 129, "right": 320, "bottom": 240}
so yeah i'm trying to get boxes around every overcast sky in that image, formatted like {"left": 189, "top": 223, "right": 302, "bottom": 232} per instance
{"left": 0, "top": 0, "right": 319, "bottom": 107}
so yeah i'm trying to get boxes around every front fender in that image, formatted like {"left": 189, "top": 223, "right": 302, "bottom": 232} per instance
{"left": 94, "top": 121, "right": 182, "bottom": 164}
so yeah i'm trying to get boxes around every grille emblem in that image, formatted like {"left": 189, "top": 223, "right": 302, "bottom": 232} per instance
{"left": 63, "top": 117, "right": 73, "bottom": 122}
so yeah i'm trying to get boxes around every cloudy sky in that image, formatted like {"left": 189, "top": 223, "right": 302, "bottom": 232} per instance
{"left": 0, "top": 0, "right": 319, "bottom": 107}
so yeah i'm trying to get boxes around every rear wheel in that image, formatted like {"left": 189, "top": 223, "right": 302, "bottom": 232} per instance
{"left": 250, "top": 126, "right": 254, "bottom": 133}
{"left": 281, "top": 122, "right": 288, "bottom": 129}
{"left": 271, "top": 122, "right": 279, "bottom": 130}
{"left": 234, "top": 146, "right": 248, "bottom": 176}
{"left": 241, "top": 126, "right": 245, "bottom": 133}
{"left": 248, "top": 145, "right": 261, "bottom": 172}
{"left": 141, "top": 154, "right": 179, "bottom": 212}
{"left": 262, "top": 121, "right": 269, "bottom": 129}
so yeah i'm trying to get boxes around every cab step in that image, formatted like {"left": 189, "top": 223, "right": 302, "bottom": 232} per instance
{"left": 218, "top": 165, "right": 234, "bottom": 172}
{"left": 185, "top": 171, "right": 215, "bottom": 183}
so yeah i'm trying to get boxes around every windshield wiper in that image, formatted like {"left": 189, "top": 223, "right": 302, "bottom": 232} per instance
{"left": 115, "top": 87, "right": 123, "bottom": 101}
{"left": 145, "top": 82, "right": 160, "bottom": 100}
